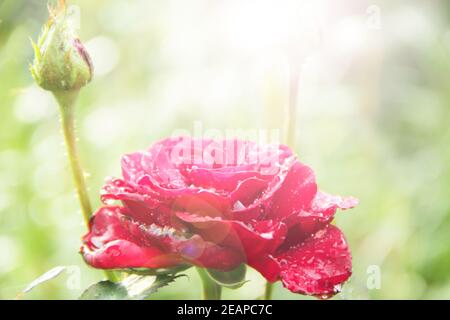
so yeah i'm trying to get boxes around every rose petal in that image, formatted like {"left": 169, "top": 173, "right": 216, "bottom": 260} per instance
{"left": 109, "top": 138, "right": 301, "bottom": 224}
{"left": 169, "top": 188, "right": 232, "bottom": 217}
{"left": 101, "top": 178, "right": 162, "bottom": 224}
{"left": 81, "top": 206, "right": 180, "bottom": 269}
{"left": 82, "top": 206, "right": 242, "bottom": 271}
{"left": 121, "top": 138, "right": 187, "bottom": 188}
{"left": 176, "top": 235, "right": 243, "bottom": 270}
{"left": 230, "top": 156, "right": 297, "bottom": 222}
{"left": 102, "top": 176, "right": 233, "bottom": 223}
{"left": 276, "top": 225, "right": 352, "bottom": 297}
{"left": 185, "top": 167, "right": 268, "bottom": 191}
{"left": 269, "top": 161, "right": 317, "bottom": 221}
{"left": 176, "top": 213, "right": 287, "bottom": 267}
{"left": 230, "top": 177, "right": 268, "bottom": 211}
{"left": 120, "top": 214, "right": 243, "bottom": 270}
{"left": 81, "top": 239, "right": 180, "bottom": 269}
{"left": 311, "top": 191, "right": 359, "bottom": 214}
{"left": 281, "top": 191, "right": 359, "bottom": 248}
{"left": 249, "top": 254, "right": 281, "bottom": 282}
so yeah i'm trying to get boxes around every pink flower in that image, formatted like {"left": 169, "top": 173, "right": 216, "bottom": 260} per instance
{"left": 81, "top": 137, "right": 358, "bottom": 297}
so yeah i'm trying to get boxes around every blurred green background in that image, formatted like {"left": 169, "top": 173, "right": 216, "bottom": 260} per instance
{"left": 1, "top": 0, "right": 449, "bottom": 299}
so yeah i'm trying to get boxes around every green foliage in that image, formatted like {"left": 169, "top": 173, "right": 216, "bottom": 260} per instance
{"left": 80, "top": 274, "right": 184, "bottom": 300}
{"left": 19, "top": 266, "right": 67, "bottom": 297}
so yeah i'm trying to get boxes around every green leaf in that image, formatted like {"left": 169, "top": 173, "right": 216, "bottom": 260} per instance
{"left": 206, "top": 264, "right": 248, "bottom": 289}
{"left": 79, "top": 274, "right": 184, "bottom": 300}
{"left": 79, "top": 281, "right": 128, "bottom": 300}
{"left": 18, "top": 266, "right": 67, "bottom": 298}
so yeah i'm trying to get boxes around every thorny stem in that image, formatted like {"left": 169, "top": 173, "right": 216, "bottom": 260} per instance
{"left": 196, "top": 268, "right": 222, "bottom": 300}
{"left": 55, "top": 90, "right": 92, "bottom": 225}
{"left": 54, "top": 90, "right": 116, "bottom": 282}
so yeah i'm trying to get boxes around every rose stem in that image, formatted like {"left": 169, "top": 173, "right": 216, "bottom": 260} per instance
{"left": 264, "top": 281, "right": 274, "bottom": 300}
{"left": 54, "top": 90, "right": 118, "bottom": 282}
{"left": 196, "top": 268, "right": 222, "bottom": 300}
{"left": 286, "top": 62, "right": 301, "bottom": 148}
{"left": 55, "top": 91, "right": 92, "bottom": 225}
{"left": 264, "top": 62, "right": 302, "bottom": 300}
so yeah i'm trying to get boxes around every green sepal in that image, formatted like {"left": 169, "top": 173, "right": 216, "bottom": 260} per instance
{"left": 205, "top": 264, "right": 248, "bottom": 289}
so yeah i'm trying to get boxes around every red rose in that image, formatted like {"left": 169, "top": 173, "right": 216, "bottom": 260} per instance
{"left": 81, "top": 137, "right": 358, "bottom": 296}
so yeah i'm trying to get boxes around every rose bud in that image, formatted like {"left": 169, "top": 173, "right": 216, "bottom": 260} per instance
{"left": 30, "top": 0, "right": 93, "bottom": 92}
